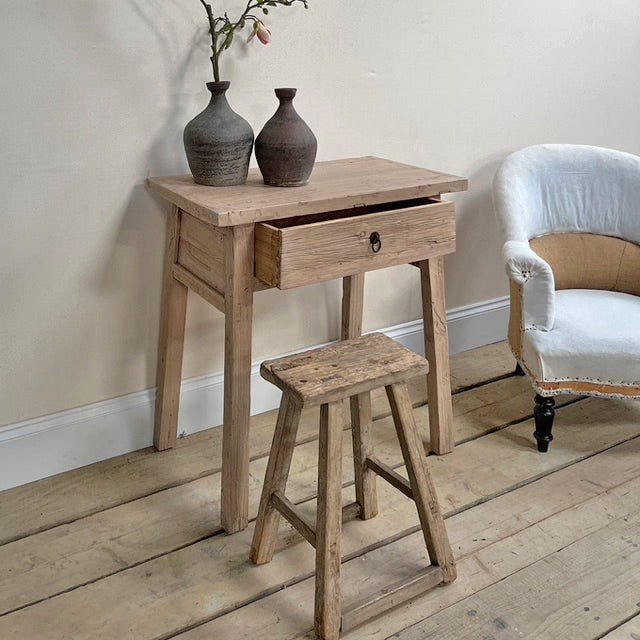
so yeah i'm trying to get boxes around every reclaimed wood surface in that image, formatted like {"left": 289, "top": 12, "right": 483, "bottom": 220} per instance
{"left": 391, "top": 509, "right": 640, "bottom": 640}
{"left": 4, "top": 343, "right": 637, "bottom": 640}
{"left": 261, "top": 333, "right": 428, "bottom": 406}
{"left": 221, "top": 223, "right": 254, "bottom": 533}
{"left": 386, "top": 382, "right": 456, "bottom": 583}
{"left": 251, "top": 394, "right": 303, "bottom": 564}
{"left": 177, "top": 213, "right": 226, "bottom": 293}
{"left": 154, "top": 206, "right": 187, "bottom": 451}
{"left": 176, "top": 439, "right": 640, "bottom": 640}
{"left": 341, "top": 274, "right": 378, "bottom": 519}
{"left": 600, "top": 615, "right": 640, "bottom": 639}
{"left": 254, "top": 200, "right": 455, "bottom": 289}
{"left": 147, "top": 157, "right": 467, "bottom": 227}
{"left": 420, "top": 256, "right": 455, "bottom": 454}
{"left": 2, "top": 397, "right": 639, "bottom": 638}
{"left": 0, "top": 374, "right": 580, "bottom": 616}
{"left": 0, "top": 341, "right": 514, "bottom": 547}
{"left": 314, "top": 401, "right": 345, "bottom": 640}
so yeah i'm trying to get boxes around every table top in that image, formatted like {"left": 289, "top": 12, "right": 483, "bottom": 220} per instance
{"left": 147, "top": 156, "right": 467, "bottom": 227}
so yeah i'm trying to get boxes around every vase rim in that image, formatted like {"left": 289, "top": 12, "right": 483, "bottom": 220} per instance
{"left": 207, "top": 80, "right": 231, "bottom": 93}
{"left": 275, "top": 87, "right": 297, "bottom": 100}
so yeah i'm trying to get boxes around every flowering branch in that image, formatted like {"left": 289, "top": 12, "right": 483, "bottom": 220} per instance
{"left": 196, "top": 0, "right": 309, "bottom": 83}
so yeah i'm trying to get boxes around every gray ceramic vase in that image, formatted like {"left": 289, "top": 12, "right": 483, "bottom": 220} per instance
{"left": 183, "top": 81, "right": 254, "bottom": 186}
{"left": 255, "top": 88, "right": 317, "bottom": 187}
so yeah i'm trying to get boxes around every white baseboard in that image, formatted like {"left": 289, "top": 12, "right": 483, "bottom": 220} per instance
{"left": 0, "top": 296, "right": 509, "bottom": 491}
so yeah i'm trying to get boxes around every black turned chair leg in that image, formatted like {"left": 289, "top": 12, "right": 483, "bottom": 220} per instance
{"left": 514, "top": 363, "right": 526, "bottom": 376}
{"left": 533, "top": 394, "right": 555, "bottom": 453}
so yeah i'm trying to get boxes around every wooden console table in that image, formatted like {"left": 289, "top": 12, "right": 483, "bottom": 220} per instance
{"left": 147, "top": 157, "right": 467, "bottom": 534}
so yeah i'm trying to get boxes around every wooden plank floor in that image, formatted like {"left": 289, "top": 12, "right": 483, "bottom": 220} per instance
{"left": 1, "top": 341, "right": 639, "bottom": 640}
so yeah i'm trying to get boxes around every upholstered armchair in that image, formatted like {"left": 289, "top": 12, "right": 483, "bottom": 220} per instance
{"left": 493, "top": 144, "right": 640, "bottom": 452}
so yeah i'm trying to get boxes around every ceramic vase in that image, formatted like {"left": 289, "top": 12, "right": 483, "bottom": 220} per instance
{"left": 183, "top": 81, "right": 254, "bottom": 186}
{"left": 255, "top": 88, "right": 317, "bottom": 187}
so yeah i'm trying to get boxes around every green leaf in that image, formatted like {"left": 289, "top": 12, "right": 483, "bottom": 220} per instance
{"left": 262, "top": 8, "right": 269, "bottom": 14}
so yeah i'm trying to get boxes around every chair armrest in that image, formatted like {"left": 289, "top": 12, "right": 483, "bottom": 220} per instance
{"left": 502, "top": 241, "right": 555, "bottom": 330}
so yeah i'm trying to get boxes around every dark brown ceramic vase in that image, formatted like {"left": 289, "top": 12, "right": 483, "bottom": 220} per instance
{"left": 255, "top": 88, "right": 317, "bottom": 187}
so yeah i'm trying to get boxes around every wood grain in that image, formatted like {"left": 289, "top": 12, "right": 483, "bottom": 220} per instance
{"left": 420, "top": 256, "right": 455, "bottom": 454}
{"left": 221, "top": 224, "right": 254, "bottom": 533}
{"left": 0, "top": 342, "right": 514, "bottom": 548}
{"left": 251, "top": 394, "right": 303, "bottom": 564}
{"left": 315, "top": 401, "right": 345, "bottom": 640}
{"left": 270, "top": 491, "right": 317, "bottom": 548}
{"left": 391, "top": 509, "right": 640, "bottom": 640}
{"left": 154, "top": 206, "right": 188, "bottom": 451}
{"left": 365, "top": 456, "right": 413, "bottom": 500}
{"left": 340, "top": 565, "right": 443, "bottom": 632}
{"left": 386, "top": 383, "right": 456, "bottom": 583}
{"left": 177, "top": 240, "right": 225, "bottom": 293}
{"left": 350, "top": 392, "right": 379, "bottom": 520}
{"left": 600, "top": 614, "right": 640, "bottom": 639}
{"left": 172, "top": 264, "right": 224, "bottom": 313}
{"left": 0, "top": 376, "right": 581, "bottom": 619}
{"left": 261, "top": 333, "right": 428, "bottom": 406}
{"left": 341, "top": 274, "right": 378, "bottom": 519}
{"left": 255, "top": 200, "right": 455, "bottom": 289}
{"left": 168, "top": 437, "right": 640, "bottom": 640}
{"left": 341, "top": 274, "right": 365, "bottom": 341}
{"left": 176, "top": 211, "right": 225, "bottom": 293}
{"left": 147, "top": 157, "right": 467, "bottom": 228}
{"left": 2, "top": 401, "right": 639, "bottom": 638}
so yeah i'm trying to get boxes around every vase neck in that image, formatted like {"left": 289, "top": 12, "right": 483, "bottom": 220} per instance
{"left": 275, "top": 87, "right": 297, "bottom": 105}
{"left": 207, "top": 81, "right": 231, "bottom": 103}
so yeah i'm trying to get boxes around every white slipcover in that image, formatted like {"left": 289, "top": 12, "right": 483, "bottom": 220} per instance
{"left": 522, "top": 289, "right": 640, "bottom": 392}
{"left": 493, "top": 144, "right": 640, "bottom": 396}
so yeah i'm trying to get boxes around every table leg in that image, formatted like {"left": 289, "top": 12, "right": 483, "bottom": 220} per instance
{"left": 341, "top": 274, "right": 378, "bottom": 519}
{"left": 341, "top": 273, "right": 364, "bottom": 340}
{"left": 154, "top": 206, "right": 188, "bottom": 451}
{"left": 221, "top": 224, "right": 254, "bottom": 534}
{"left": 419, "top": 256, "right": 454, "bottom": 455}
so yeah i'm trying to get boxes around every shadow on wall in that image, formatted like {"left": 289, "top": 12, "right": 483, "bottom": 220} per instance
{"left": 84, "top": 1, "right": 210, "bottom": 396}
{"left": 87, "top": 185, "right": 167, "bottom": 398}
{"left": 446, "top": 152, "right": 508, "bottom": 305}
{"left": 90, "top": 1, "right": 344, "bottom": 389}
{"left": 127, "top": 0, "right": 210, "bottom": 176}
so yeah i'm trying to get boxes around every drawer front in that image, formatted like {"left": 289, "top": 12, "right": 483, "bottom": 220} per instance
{"left": 255, "top": 201, "right": 455, "bottom": 289}
{"left": 177, "top": 213, "right": 225, "bottom": 292}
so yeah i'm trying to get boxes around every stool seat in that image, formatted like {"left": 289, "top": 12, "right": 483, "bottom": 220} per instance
{"left": 261, "top": 332, "right": 429, "bottom": 407}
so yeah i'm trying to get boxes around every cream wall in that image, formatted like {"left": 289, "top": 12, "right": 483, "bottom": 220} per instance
{"left": 1, "top": 0, "right": 639, "bottom": 428}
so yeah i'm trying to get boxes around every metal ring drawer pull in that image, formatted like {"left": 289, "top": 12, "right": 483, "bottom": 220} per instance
{"left": 369, "top": 232, "right": 382, "bottom": 253}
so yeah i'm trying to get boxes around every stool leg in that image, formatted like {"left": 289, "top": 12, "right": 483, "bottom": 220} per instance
{"left": 315, "top": 401, "right": 344, "bottom": 640}
{"left": 250, "top": 394, "right": 302, "bottom": 565}
{"left": 386, "top": 383, "right": 456, "bottom": 583}
{"left": 350, "top": 392, "right": 378, "bottom": 520}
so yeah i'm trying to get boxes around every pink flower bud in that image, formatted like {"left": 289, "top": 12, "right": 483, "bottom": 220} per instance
{"left": 248, "top": 21, "right": 271, "bottom": 45}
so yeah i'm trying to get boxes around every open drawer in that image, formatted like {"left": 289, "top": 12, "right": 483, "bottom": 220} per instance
{"left": 255, "top": 198, "right": 456, "bottom": 289}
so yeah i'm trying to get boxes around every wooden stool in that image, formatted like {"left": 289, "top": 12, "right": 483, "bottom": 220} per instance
{"left": 250, "top": 333, "right": 456, "bottom": 640}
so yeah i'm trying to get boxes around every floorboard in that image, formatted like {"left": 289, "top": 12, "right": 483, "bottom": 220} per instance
{"left": 1, "top": 341, "right": 638, "bottom": 640}
{"left": 0, "top": 342, "right": 513, "bottom": 546}
{"left": 390, "top": 508, "right": 640, "bottom": 640}
{"left": 170, "top": 439, "right": 640, "bottom": 640}
{"left": 601, "top": 614, "right": 640, "bottom": 639}
{"left": 0, "top": 373, "right": 578, "bottom": 616}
